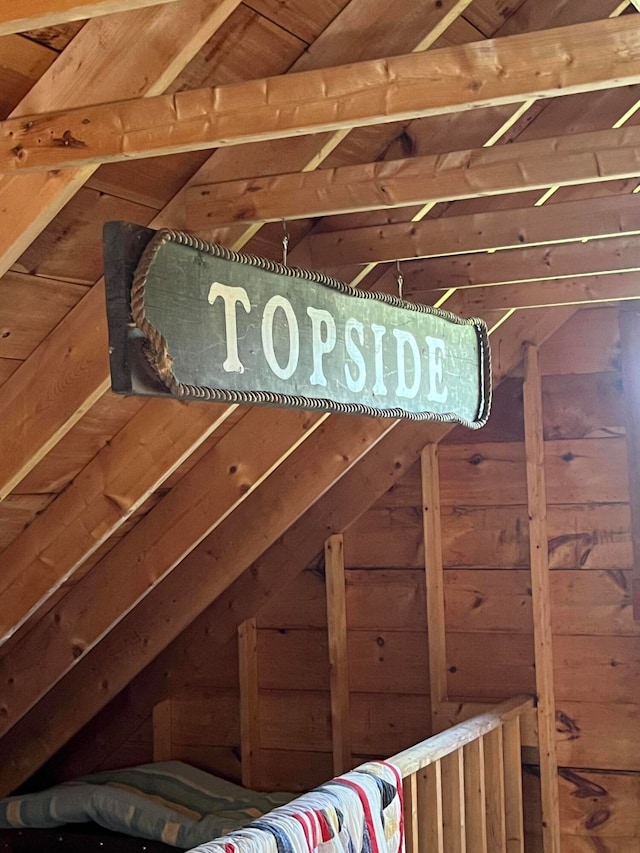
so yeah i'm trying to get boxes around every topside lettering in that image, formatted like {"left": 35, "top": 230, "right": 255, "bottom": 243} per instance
{"left": 207, "top": 281, "right": 448, "bottom": 403}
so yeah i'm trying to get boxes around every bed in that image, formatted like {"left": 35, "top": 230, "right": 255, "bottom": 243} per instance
{"left": 0, "top": 696, "right": 533, "bottom": 853}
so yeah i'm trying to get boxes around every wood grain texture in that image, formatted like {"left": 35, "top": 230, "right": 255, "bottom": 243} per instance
{"left": 238, "top": 617, "right": 260, "bottom": 788}
{"left": 325, "top": 534, "right": 351, "bottom": 774}
{"left": 0, "top": 407, "right": 321, "bottom": 739}
{"left": 463, "top": 738, "right": 487, "bottom": 853}
{"left": 618, "top": 306, "right": 640, "bottom": 616}
{"left": 422, "top": 445, "right": 448, "bottom": 728}
{"left": 503, "top": 718, "right": 525, "bottom": 853}
{"left": 401, "top": 237, "right": 640, "bottom": 295}
{"left": 0, "top": 0, "right": 243, "bottom": 275}
{"left": 0, "top": 0, "right": 243, "bottom": 499}
{"left": 185, "top": 125, "right": 640, "bottom": 227}
{"left": 0, "top": 412, "right": 397, "bottom": 794}
{"left": 523, "top": 344, "right": 560, "bottom": 853}
{"left": 0, "top": 0, "right": 184, "bottom": 35}
{"left": 484, "top": 727, "right": 507, "bottom": 851}
{"left": 306, "top": 194, "right": 640, "bottom": 268}
{"left": 151, "top": 700, "right": 172, "bottom": 762}
{"left": 5, "top": 17, "right": 640, "bottom": 172}
{"left": 0, "top": 401, "right": 236, "bottom": 644}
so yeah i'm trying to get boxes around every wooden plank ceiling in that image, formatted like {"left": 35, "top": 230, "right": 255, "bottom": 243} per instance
{"left": 0, "top": 0, "right": 639, "bottom": 794}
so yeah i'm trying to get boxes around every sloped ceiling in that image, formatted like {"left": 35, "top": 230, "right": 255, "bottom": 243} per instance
{"left": 0, "top": 0, "right": 639, "bottom": 793}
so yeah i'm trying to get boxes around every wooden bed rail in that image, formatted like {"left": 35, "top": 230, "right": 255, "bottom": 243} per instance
{"left": 387, "top": 695, "right": 534, "bottom": 853}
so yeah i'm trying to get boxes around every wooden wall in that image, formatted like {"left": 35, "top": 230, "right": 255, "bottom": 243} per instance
{"left": 38, "top": 305, "right": 638, "bottom": 851}
{"left": 438, "top": 306, "right": 636, "bottom": 852}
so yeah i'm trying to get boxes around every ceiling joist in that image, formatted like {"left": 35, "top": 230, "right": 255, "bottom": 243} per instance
{"left": 0, "top": 0, "right": 183, "bottom": 36}
{"left": 3, "top": 16, "right": 640, "bottom": 173}
{"left": 378, "top": 237, "right": 640, "bottom": 296}
{"left": 444, "top": 271, "right": 640, "bottom": 313}
{"left": 185, "top": 125, "right": 640, "bottom": 227}
{"left": 302, "top": 194, "right": 640, "bottom": 267}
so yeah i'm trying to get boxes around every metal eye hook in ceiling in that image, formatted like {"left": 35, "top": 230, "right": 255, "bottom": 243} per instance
{"left": 395, "top": 259, "right": 404, "bottom": 301}
{"left": 282, "top": 219, "right": 290, "bottom": 266}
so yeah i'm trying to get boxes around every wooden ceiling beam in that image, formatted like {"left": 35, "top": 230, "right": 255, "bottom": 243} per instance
{"left": 444, "top": 271, "right": 640, "bottom": 314}
{"left": 379, "top": 237, "right": 640, "bottom": 296}
{"left": 0, "top": 303, "right": 577, "bottom": 795}
{"left": 184, "top": 125, "right": 640, "bottom": 228}
{"left": 3, "top": 16, "right": 640, "bottom": 173}
{"left": 0, "top": 400, "right": 238, "bottom": 646}
{"left": 0, "top": 0, "right": 242, "bottom": 500}
{"left": 303, "top": 194, "right": 640, "bottom": 268}
{"left": 0, "top": 405, "right": 323, "bottom": 740}
{"left": 0, "top": 0, "right": 183, "bottom": 35}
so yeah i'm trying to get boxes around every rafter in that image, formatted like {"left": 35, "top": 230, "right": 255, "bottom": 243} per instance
{"left": 0, "top": 0, "right": 183, "bottom": 35}
{"left": 184, "top": 125, "right": 640, "bottom": 227}
{"left": 0, "top": 400, "right": 238, "bottom": 645}
{"left": 3, "top": 17, "right": 640, "bottom": 173}
{"left": 0, "top": 304, "right": 577, "bottom": 795}
{"left": 302, "top": 194, "right": 640, "bottom": 268}
{"left": 0, "top": 406, "right": 323, "bottom": 740}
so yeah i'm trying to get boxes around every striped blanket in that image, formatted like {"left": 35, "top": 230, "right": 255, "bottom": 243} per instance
{"left": 0, "top": 762, "right": 293, "bottom": 848}
{"left": 188, "top": 762, "right": 404, "bottom": 853}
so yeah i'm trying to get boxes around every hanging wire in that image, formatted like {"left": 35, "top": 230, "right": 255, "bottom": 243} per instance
{"left": 282, "top": 220, "right": 290, "bottom": 266}
{"left": 395, "top": 259, "right": 404, "bottom": 301}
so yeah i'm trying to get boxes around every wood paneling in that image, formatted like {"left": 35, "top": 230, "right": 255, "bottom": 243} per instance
{"left": 0, "top": 494, "right": 55, "bottom": 551}
{"left": 453, "top": 502, "right": 631, "bottom": 570}
{"left": 243, "top": 0, "right": 349, "bottom": 46}
{"left": 0, "top": 35, "right": 55, "bottom": 119}
{"left": 539, "top": 307, "right": 621, "bottom": 376}
{"left": 447, "top": 633, "right": 535, "bottom": 699}
{"left": 524, "top": 766, "right": 640, "bottom": 841}
{"left": 445, "top": 570, "right": 638, "bottom": 636}
{"left": 439, "top": 442, "right": 527, "bottom": 506}
{"left": 258, "top": 628, "right": 430, "bottom": 695}
{"left": 14, "top": 187, "right": 155, "bottom": 285}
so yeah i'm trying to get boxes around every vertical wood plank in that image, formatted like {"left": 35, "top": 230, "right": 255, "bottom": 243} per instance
{"left": 484, "top": 728, "right": 506, "bottom": 853}
{"left": 404, "top": 773, "right": 419, "bottom": 853}
{"left": 442, "top": 749, "right": 466, "bottom": 853}
{"left": 238, "top": 616, "right": 260, "bottom": 789}
{"left": 422, "top": 445, "right": 448, "bottom": 732}
{"left": 523, "top": 343, "right": 561, "bottom": 853}
{"left": 152, "top": 699, "right": 172, "bottom": 762}
{"left": 325, "top": 533, "right": 352, "bottom": 774}
{"left": 418, "top": 761, "right": 444, "bottom": 853}
{"left": 463, "top": 738, "right": 487, "bottom": 853}
{"left": 619, "top": 307, "right": 640, "bottom": 619}
{"left": 503, "top": 718, "right": 525, "bottom": 853}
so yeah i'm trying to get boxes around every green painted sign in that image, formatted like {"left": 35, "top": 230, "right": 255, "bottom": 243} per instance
{"left": 106, "top": 225, "right": 490, "bottom": 427}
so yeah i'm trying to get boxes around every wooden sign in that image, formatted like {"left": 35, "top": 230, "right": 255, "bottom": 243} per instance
{"left": 104, "top": 222, "right": 491, "bottom": 427}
